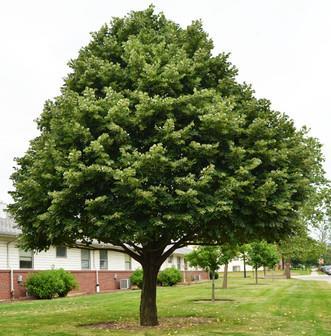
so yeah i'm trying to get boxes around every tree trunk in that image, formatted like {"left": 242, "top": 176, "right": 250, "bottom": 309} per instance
{"left": 284, "top": 259, "right": 291, "bottom": 279}
{"left": 255, "top": 266, "right": 258, "bottom": 284}
{"left": 263, "top": 266, "right": 266, "bottom": 277}
{"left": 140, "top": 262, "right": 161, "bottom": 326}
{"left": 211, "top": 271, "right": 216, "bottom": 302}
{"left": 222, "top": 263, "right": 228, "bottom": 289}
{"left": 243, "top": 254, "right": 247, "bottom": 278}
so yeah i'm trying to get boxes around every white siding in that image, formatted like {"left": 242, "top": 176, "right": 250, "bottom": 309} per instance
{"left": 33, "top": 247, "right": 82, "bottom": 270}
{"left": 8, "top": 242, "right": 19, "bottom": 269}
{"left": 109, "top": 251, "right": 129, "bottom": 270}
{"left": 0, "top": 239, "right": 20, "bottom": 269}
{"left": 218, "top": 259, "right": 255, "bottom": 272}
{"left": 0, "top": 239, "right": 7, "bottom": 268}
{"left": 0, "top": 238, "right": 203, "bottom": 272}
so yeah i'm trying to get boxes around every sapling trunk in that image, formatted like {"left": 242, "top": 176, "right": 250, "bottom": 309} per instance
{"left": 222, "top": 263, "right": 228, "bottom": 289}
{"left": 284, "top": 259, "right": 291, "bottom": 279}
{"left": 211, "top": 271, "right": 216, "bottom": 302}
{"left": 255, "top": 265, "right": 258, "bottom": 284}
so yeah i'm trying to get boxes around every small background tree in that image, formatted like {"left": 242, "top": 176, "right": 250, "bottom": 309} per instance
{"left": 247, "top": 241, "right": 279, "bottom": 284}
{"left": 239, "top": 244, "right": 250, "bottom": 278}
{"left": 219, "top": 245, "right": 238, "bottom": 289}
{"left": 186, "top": 246, "right": 221, "bottom": 302}
{"left": 185, "top": 245, "right": 237, "bottom": 301}
{"left": 279, "top": 234, "right": 325, "bottom": 278}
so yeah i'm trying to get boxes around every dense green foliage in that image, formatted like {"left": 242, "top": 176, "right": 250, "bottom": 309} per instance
{"left": 26, "top": 269, "right": 77, "bottom": 299}
{"left": 279, "top": 233, "right": 325, "bottom": 266}
{"left": 56, "top": 269, "right": 79, "bottom": 297}
{"left": 209, "top": 271, "right": 219, "bottom": 280}
{"left": 186, "top": 245, "right": 237, "bottom": 299}
{"left": 9, "top": 7, "right": 324, "bottom": 254}
{"left": 130, "top": 269, "right": 143, "bottom": 289}
{"left": 157, "top": 268, "right": 182, "bottom": 286}
{"left": 247, "top": 241, "right": 279, "bottom": 270}
{"left": 185, "top": 245, "right": 237, "bottom": 274}
{"left": 8, "top": 6, "right": 326, "bottom": 325}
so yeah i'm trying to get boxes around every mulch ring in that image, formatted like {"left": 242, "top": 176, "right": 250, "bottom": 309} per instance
{"left": 81, "top": 317, "right": 215, "bottom": 330}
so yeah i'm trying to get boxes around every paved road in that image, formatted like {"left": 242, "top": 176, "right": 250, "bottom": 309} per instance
{"left": 292, "top": 271, "right": 331, "bottom": 283}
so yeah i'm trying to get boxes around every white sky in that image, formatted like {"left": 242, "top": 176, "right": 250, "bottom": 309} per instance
{"left": 0, "top": 0, "right": 330, "bottom": 204}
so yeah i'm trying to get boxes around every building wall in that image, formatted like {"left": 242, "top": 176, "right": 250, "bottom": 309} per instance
{"left": 218, "top": 258, "right": 255, "bottom": 272}
{"left": 0, "top": 237, "right": 209, "bottom": 300}
{"left": 0, "top": 238, "right": 190, "bottom": 272}
{"left": 0, "top": 269, "right": 208, "bottom": 300}
{"left": 1, "top": 238, "right": 255, "bottom": 274}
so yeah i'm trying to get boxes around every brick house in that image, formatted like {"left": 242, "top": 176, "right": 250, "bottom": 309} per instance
{"left": 0, "top": 207, "right": 208, "bottom": 300}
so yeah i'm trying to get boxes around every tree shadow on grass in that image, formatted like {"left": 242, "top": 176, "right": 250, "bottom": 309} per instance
{"left": 191, "top": 298, "right": 235, "bottom": 304}
{"left": 80, "top": 317, "right": 215, "bottom": 330}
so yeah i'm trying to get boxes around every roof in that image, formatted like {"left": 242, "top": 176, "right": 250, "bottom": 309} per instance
{"left": 0, "top": 217, "right": 21, "bottom": 236}
{"left": 172, "top": 247, "right": 193, "bottom": 255}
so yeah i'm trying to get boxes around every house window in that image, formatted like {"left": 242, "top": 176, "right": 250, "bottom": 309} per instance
{"left": 232, "top": 265, "right": 240, "bottom": 272}
{"left": 168, "top": 255, "right": 173, "bottom": 263}
{"left": 19, "top": 249, "right": 33, "bottom": 269}
{"left": 99, "top": 250, "right": 108, "bottom": 269}
{"left": 56, "top": 246, "right": 67, "bottom": 258}
{"left": 124, "top": 255, "right": 132, "bottom": 270}
{"left": 177, "top": 256, "right": 181, "bottom": 270}
{"left": 81, "top": 249, "right": 90, "bottom": 269}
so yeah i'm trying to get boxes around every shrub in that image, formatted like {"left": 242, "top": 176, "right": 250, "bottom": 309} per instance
{"left": 26, "top": 269, "right": 77, "bottom": 299}
{"left": 209, "top": 271, "right": 219, "bottom": 280}
{"left": 55, "top": 269, "right": 78, "bottom": 297}
{"left": 158, "top": 268, "right": 182, "bottom": 286}
{"left": 130, "top": 268, "right": 143, "bottom": 289}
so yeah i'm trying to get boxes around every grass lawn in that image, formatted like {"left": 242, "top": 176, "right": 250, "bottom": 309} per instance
{"left": 1, "top": 275, "right": 330, "bottom": 336}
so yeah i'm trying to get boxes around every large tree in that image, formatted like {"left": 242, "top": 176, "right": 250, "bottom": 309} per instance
{"left": 9, "top": 7, "right": 325, "bottom": 326}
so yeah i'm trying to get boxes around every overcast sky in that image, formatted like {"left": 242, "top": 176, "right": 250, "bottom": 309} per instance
{"left": 0, "top": 0, "right": 330, "bottom": 203}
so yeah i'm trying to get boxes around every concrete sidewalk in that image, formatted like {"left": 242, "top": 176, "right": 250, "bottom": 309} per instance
{"left": 292, "top": 270, "right": 331, "bottom": 283}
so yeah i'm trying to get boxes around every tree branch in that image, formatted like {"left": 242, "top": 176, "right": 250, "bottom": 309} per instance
{"left": 119, "top": 243, "right": 143, "bottom": 263}
{"left": 160, "top": 240, "right": 187, "bottom": 264}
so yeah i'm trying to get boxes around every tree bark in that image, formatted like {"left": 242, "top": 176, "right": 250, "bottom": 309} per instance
{"left": 263, "top": 266, "right": 266, "bottom": 277}
{"left": 255, "top": 265, "right": 258, "bottom": 284}
{"left": 243, "top": 254, "right": 247, "bottom": 278}
{"left": 211, "top": 271, "right": 216, "bottom": 302}
{"left": 222, "top": 263, "right": 228, "bottom": 289}
{"left": 140, "top": 260, "right": 161, "bottom": 326}
{"left": 284, "top": 259, "right": 291, "bottom": 279}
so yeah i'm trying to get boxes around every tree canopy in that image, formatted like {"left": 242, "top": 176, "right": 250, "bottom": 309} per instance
{"left": 9, "top": 6, "right": 326, "bottom": 326}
